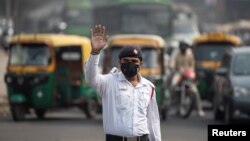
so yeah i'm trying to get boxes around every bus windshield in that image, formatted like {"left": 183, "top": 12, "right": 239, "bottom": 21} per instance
{"left": 121, "top": 8, "right": 170, "bottom": 36}
{"left": 65, "top": 8, "right": 92, "bottom": 26}
{"left": 95, "top": 3, "right": 171, "bottom": 37}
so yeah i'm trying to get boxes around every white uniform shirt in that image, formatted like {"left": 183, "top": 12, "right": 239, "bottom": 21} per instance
{"left": 84, "top": 55, "right": 161, "bottom": 141}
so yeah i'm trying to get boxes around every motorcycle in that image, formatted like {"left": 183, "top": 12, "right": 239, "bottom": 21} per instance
{"left": 170, "top": 69, "right": 196, "bottom": 118}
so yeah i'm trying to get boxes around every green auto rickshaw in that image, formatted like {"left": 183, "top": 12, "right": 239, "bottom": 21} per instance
{"left": 193, "top": 32, "right": 242, "bottom": 102}
{"left": 102, "top": 34, "right": 169, "bottom": 120}
{"left": 5, "top": 34, "right": 99, "bottom": 121}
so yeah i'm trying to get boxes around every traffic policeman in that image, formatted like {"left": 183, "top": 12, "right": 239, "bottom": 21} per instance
{"left": 85, "top": 25, "right": 161, "bottom": 141}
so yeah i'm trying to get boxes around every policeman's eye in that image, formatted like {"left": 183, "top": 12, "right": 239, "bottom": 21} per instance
{"left": 123, "top": 59, "right": 129, "bottom": 63}
{"left": 121, "top": 58, "right": 140, "bottom": 63}
{"left": 132, "top": 60, "right": 140, "bottom": 63}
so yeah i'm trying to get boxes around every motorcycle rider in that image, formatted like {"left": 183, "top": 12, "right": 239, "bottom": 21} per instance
{"left": 169, "top": 40, "right": 205, "bottom": 117}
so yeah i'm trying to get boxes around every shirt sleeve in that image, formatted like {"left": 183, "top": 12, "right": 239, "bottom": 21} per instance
{"left": 84, "top": 54, "right": 109, "bottom": 96}
{"left": 147, "top": 89, "right": 162, "bottom": 141}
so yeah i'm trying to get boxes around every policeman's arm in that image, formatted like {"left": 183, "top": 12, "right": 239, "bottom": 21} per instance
{"left": 147, "top": 89, "right": 162, "bottom": 141}
{"left": 84, "top": 25, "right": 109, "bottom": 95}
{"left": 85, "top": 55, "right": 108, "bottom": 95}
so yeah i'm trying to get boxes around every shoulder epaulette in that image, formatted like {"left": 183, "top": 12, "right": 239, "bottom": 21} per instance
{"left": 109, "top": 67, "right": 119, "bottom": 74}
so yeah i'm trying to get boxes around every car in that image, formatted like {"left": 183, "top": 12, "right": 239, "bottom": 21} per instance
{"left": 213, "top": 47, "right": 250, "bottom": 124}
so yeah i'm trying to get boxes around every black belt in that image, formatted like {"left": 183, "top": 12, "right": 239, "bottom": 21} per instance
{"left": 106, "top": 134, "right": 149, "bottom": 141}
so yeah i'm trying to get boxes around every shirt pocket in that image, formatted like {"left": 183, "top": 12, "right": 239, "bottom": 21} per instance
{"left": 139, "top": 89, "right": 151, "bottom": 108}
{"left": 116, "top": 86, "right": 131, "bottom": 110}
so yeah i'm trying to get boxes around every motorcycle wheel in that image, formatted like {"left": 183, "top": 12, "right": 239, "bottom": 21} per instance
{"left": 224, "top": 100, "right": 234, "bottom": 124}
{"left": 80, "top": 99, "right": 98, "bottom": 119}
{"left": 160, "top": 107, "right": 168, "bottom": 121}
{"left": 35, "top": 109, "right": 46, "bottom": 119}
{"left": 11, "top": 104, "right": 26, "bottom": 121}
{"left": 213, "top": 94, "right": 224, "bottom": 120}
{"left": 179, "top": 92, "right": 195, "bottom": 119}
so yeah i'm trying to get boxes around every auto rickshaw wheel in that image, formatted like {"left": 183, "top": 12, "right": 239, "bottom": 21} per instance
{"left": 160, "top": 99, "right": 170, "bottom": 121}
{"left": 81, "top": 98, "right": 98, "bottom": 119}
{"left": 10, "top": 103, "right": 26, "bottom": 121}
{"left": 35, "top": 109, "right": 46, "bottom": 119}
{"left": 214, "top": 107, "right": 224, "bottom": 121}
{"left": 224, "top": 99, "right": 234, "bottom": 124}
{"left": 213, "top": 93, "right": 224, "bottom": 120}
{"left": 160, "top": 107, "right": 168, "bottom": 121}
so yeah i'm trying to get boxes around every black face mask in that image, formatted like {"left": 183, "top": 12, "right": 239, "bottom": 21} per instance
{"left": 121, "top": 62, "right": 139, "bottom": 78}
{"left": 180, "top": 48, "right": 187, "bottom": 54}
{"left": 180, "top": 45, "right": 188, "bottom": 54}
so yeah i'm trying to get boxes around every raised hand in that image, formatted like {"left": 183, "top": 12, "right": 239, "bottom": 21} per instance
{"left": 90, "top": 25, "right": 108, "bottom": 55}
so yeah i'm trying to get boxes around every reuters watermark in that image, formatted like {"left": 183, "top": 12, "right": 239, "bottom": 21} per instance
{"left": 208, "top": 125, "right": 249, "bottom": 140}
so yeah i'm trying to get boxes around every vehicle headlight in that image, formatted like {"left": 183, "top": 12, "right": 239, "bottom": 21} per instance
{"left": 33, "top": 77, "right": 40, "bottom": 84}
{"left": 6, "top": 76, "right": 12, "bottom": 84}
{"left": 234, "top": 86, "right": 250, "bottom": 97}
{"left": 32, "top": 75, "right": 49, "bottom": 84}
{"left": 17, "top": 78, "right": 24, "bottom": 85}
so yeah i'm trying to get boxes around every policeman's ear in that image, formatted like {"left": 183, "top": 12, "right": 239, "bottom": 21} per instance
{"left": 140, "top": 61, "right": 143, "bottom": 67}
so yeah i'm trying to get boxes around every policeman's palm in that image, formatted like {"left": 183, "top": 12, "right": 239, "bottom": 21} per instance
{"left": 91, "top": 36, "right": 107, "bottom": 51}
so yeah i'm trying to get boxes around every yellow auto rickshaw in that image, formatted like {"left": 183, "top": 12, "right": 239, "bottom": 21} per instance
{"left": 102, "top": 34, "right": 169, "bottom": 120}
{"left": 193, "top": 32, "right": 242, "bottom": 102}
{"left": 5, "top": 34, "right": 99, "bottom": 121}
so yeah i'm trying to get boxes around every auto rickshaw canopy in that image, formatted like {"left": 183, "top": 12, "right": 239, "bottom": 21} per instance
{"left": 193, "top": 32, "right": 242, "bottom": 46}
{"left": 107, "top": 34, "right": 166, "bottom": 48}
{"left": 10, "top": 34, "right": 92, "bottom": 63}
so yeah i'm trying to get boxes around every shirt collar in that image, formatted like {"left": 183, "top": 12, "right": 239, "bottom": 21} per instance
{"left": 118, "top": 72, "right": 146, "bottom": 88}
{"left": 118, "top": 72, "right": 126, "bottom": 81}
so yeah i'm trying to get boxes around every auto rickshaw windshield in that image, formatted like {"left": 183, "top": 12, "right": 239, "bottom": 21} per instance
{"left": 195, "top": 43, "right": 234, "bottom": 61}
{"left": 9, "top": 44, "right": 51, "bottom": 66}
{"left": 110, "top": 46, "right": 159, "bottom": 68}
